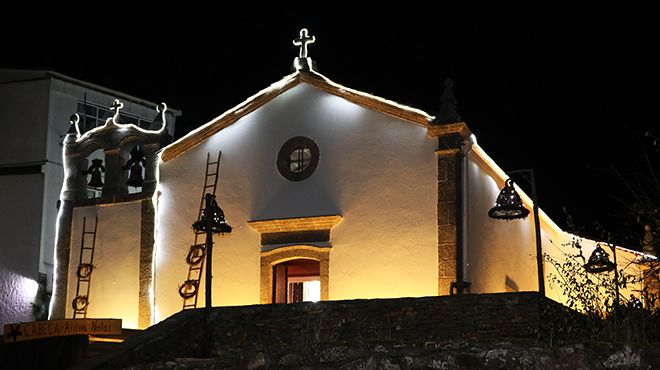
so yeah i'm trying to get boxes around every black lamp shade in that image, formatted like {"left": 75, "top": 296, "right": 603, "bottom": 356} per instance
{"left": 584, "top": 245, "right": 616, "bottom": 273}
{"left": 488, "top": 179, "right": 530, "bottom": 220}
{"left": 193, "top": 193, "right": 232, "bottom": 234}
{"left": 627, "top": 295, "right": 643, "bottom": 309}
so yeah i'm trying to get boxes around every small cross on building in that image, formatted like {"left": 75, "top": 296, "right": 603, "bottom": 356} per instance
{"left": 109, "top": 99, "right": 125, "bottom": 125}
{"left": 293, "top": 28, "right": 315, "bottom": 59}
{"left": 110, "top": 99, "right": 124, "bottom": 113}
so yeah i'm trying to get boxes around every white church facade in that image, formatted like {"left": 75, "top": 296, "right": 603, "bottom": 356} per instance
{"left": 49, "top": 30, "right": 653, "bottom": 329}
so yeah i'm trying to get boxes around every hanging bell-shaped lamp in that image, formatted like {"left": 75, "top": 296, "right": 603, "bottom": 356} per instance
{"left": 488, "top": 178, "right": 530, "bottom": 220}
{"left": 584, "top": 244, "right": 616, "bottom": 273}
{"left": 627, "top": 295, "right": 643, "bottom": 309}
{"left": 193, "top": 193, "right": 232, "bottom": 234}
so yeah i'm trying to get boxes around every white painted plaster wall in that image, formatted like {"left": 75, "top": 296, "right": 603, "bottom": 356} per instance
{"left": 66, "top": 202, "right": 141, "bottom": 328}
{"left": 0, "top": 80, "right": 50, "bottom": 165}
{"left": 465, "top": 145, "right": 643, "bottom": 304}
{"left": 0, "top": 267, "right": 39, "bottom": 327}
{"left": 155, "top": 83, "right": 438, "bottom": 322}
{"left": 0, "top": 174, "right": 43, "bottom": 279}
{"left": 465, "top": 154, "right": 538, "bottom": 293}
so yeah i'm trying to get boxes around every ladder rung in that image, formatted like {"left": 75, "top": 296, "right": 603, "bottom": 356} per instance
{"left": 207, "top": 173, "right": 217, "bottom": 177}
{"left": 208, "top": 161, "right": 218, "bottom": 165}
{"left": 84, "top": 231, "right": 97, "bottom": 234}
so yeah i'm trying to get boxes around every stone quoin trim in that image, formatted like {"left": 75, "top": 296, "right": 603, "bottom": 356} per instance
{"left": 138, "top": 199, "right": 154, "bottom": 329}
{"left": 248, "top": 215, "right": 342, "bottom": 234}
{"left": 433, "top": 122, "right": 472, "bottom": 295}
{"left": 248, "top": 215, "right": 341, "bottom": 251}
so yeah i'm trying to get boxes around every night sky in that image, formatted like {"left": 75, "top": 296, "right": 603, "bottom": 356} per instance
{"left": 3, "top": 6, "right": 656, "bottom": 249}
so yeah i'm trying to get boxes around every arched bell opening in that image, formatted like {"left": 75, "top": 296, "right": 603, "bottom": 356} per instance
{"left": 83, "top": 148, "right": 105, "bottom": 199}
{"left": 120, "top": 138, "right": 147, "bottom": 195}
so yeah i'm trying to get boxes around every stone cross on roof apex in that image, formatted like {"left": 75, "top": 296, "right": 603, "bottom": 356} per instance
{"left": 293, "top": 28, "right": 315, "bottom": 58}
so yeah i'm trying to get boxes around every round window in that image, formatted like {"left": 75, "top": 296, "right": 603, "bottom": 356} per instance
{"left": 277, "top": 136, "right": 319, "bottom": 181}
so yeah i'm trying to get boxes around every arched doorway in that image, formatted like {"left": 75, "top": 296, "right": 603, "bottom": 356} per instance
{"left": 259, "top": 245, "right": 329, "bottom": 304}
{"left": 272, "top": 259, "right": 320, "bottom": 304}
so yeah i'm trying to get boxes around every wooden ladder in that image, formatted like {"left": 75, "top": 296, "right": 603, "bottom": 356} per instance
{"left": 73, "top": 216, "right": 98, "bottom": 318}
{"left": 181, "top": 151, "right": 222, "bottom": 309}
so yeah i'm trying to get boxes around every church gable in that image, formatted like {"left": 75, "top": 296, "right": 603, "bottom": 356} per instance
{"left": 160, "top": 70, "right": 434, "bottom": 163}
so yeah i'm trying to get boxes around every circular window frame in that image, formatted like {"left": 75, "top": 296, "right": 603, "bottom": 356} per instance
{"left": 277, "top": 136, "right": 320, "bottom": 182}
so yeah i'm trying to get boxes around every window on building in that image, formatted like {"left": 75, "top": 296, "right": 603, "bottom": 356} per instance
{"left": 77, "top": 101, "right": 152, "bottom": 133}
{"left": 277, "top": 136, "right": 319, "bottom": 181}
{"left": 289, "top": 147, "right": 312, "bottom": 173}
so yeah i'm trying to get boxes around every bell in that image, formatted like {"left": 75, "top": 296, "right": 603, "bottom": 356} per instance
{"left": 193, "top": 193, "right": 232, "bottom": 234}
{"left": 123, "top": 146, "right": 146, "bottom": 187}
{"left": 488, "top": 178, "right": 530, "bottom": 220}
{"left": 126, "top": 165, "right": 144, "bottom": 187}
{"left": 85, "top": 158, "right": 105, "bottom": 188}
{"left": 584, "top": 244, "right": 616, "bottom": 273}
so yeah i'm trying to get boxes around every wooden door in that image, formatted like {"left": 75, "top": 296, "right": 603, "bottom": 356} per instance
{"left": 272, "top": 264, "right": 288, "bottom": 304}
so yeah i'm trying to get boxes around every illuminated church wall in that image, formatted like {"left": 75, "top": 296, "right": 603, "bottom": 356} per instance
{"left": 154, "top": 83, "right": 438, "bottom": 322}
{"left": 65, "top": 202, "right": 141, "bottom": 329}
{"left": 465, "top": 145, "right": 644, "bottom": 303}
{"left": 465, "top": 148, "right": 538, "bottom": 294}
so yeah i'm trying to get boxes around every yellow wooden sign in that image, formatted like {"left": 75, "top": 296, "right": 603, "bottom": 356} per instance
{"left": 3, "top": 318, "right": 121, "bottom": 343}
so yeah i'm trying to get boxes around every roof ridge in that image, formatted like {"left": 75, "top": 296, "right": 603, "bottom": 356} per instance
{"left": 160, "top": 70, "right": 434, "bottom": 162}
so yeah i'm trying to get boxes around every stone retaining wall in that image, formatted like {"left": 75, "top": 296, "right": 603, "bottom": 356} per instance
{"left": 90, "top": 292, "right": 660, "bottom": 369}
{"left": 100, "top": 292, "right": 547, "bottom": 368}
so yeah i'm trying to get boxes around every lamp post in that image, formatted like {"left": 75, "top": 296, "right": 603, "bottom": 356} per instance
{"left": 192, "top": 193, "right": 232, "bottom": 309}
{"left": 488, "top": 169, "right": 545, "bottom": 297}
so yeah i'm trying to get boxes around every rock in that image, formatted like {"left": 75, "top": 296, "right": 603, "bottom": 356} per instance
{"left": 411, "top": 353, "right": 460, "bottom": 370}
{"left": 279, "top": 352, "right": 303, "bottom": 367}
{"left": 245, "top": 351, "right": 269, "bottom": 370}
{"left": 340, "top": 355, "right": 401, "bottom": 370}
{"left": 373, "top": 344, "right": 387, "bottom": 353}
{"left": 603, "top": 346, "right": 640, "bottom": 369}
{"left": 317, "top": 345, "right": 360, "bottom": 363}
{"left": 340, "top": 356, "right": 375, "bottom": 370}
{"left": 479, "top": 348, "right": 515, "bottom": 369}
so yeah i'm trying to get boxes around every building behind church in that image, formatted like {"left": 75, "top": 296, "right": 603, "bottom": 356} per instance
{"left": 0, "top": 69, "right": 180, "bottom": 327}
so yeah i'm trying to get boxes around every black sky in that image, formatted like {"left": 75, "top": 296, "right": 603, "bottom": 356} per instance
{"left": 3, "top": 5, "right": 656, "bottom": 249}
